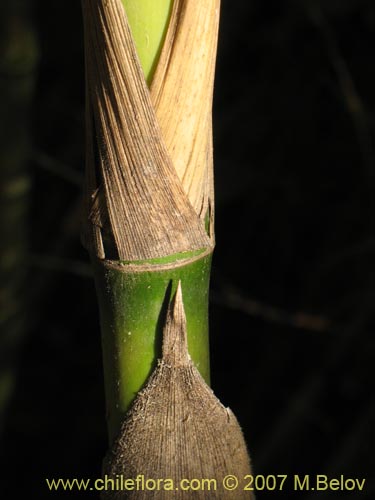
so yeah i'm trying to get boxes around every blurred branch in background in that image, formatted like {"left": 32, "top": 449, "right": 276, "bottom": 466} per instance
{"left": 28, "top": 246, "right": 334, "bottom": 334}
{"left": 304, "top": 0, "right": 375, "bottom": 179}
{"left": 0, "top": 0, "right": 39, "bottom": 434}
{"left": 33, "top": 151, "right": 83, "bottom": 187}
{"left": 211, "top": 284, "right": 332, "bottom": 333}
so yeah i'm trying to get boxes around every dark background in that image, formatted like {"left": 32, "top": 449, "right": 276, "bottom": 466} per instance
{"left": 0, "top": 0, "right": 374, "bottom": 498}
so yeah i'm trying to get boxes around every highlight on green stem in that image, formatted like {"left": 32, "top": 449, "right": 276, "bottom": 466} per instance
{"left": 121, "top": 0, "right": 173, "bottom": 82}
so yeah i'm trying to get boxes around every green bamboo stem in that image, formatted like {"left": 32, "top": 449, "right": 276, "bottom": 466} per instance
{"left": 94, "top": 250, "right": 212, "bottom": 443}
{"left": 121, "top": 0, "right": 173, "bottom": 82}
{"left": 82, "top": 0, "right": 215, "bottom": 444}
{"left": 83, "top": 4, "right": 253, "bottom": 488}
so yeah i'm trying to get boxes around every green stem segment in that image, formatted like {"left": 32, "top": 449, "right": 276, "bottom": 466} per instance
{"left": 121, "top": 0, "right": 173, "bottom": 82}
{"left": 94, "top": 251, "right": 212, "bottom": 443}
